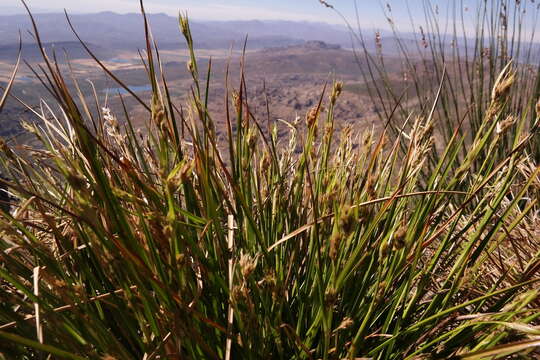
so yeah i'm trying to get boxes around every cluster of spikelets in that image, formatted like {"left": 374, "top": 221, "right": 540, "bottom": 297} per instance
{"left": 0, "top": 6, "right": 539, "bottom": 360}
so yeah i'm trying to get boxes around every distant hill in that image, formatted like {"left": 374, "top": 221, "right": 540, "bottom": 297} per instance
{"left": 4, "top": 12, "right": 488, "bottom": 64}
{"left": 0, "top": 41, "right": 111, "bottom": 61}
{"left": 1, "top": 11, "right": 538, "bottom": 64}
{"left": 0, "top": 12, "right": 353, "bottom": 60}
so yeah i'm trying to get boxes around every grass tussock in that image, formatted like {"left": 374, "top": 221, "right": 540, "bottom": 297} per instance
{"left": 0, "top": 1, "right": 539, "bottom": 359}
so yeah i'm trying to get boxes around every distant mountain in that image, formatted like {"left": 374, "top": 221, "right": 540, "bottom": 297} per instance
{"left": 6, "top": 12, "right": 530, "bottom": 65}
{"left": 0, "top": 41, "right": 111, "bottom": 61}
{"left": 0, "top": 12, "right": 353, "bottom": 60}
{"left": 198, "top": 20, "right": 351, "bottom": 46}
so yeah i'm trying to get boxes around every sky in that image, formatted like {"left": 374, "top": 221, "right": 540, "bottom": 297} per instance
{"left": 0, "top": 0, "right": 441, "bottom": 26}
{"left": 1, "top": 0, "right": 538, "bottom": 35}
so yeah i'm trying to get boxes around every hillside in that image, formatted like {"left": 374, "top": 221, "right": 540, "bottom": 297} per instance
{"left": 1, "top": 41, "right": 394, "bottom": 144}
{"left": 0, "top": 12, "right": 352, "bottom": 56}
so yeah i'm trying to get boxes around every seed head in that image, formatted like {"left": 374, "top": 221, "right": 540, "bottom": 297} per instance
{"left": 0, "top": 138, "right": 15, "bottom": 160}
{"left": 330, "top": 81, "right": 343, "bottom": 105}
{"left": 179, "top": 15, "right": 190, "bottom": 37}
{"left": 239, "top": 253, "right": 258, "bottom": 279}
{"left": 496, "top": 115, "right": 516, "bottom": 135}
{"left": 491, "top": 63, "right": 515, "bottom": 101}
{"left": 306, "top": 106, "right": 319, "bottom": 129}
{"left": 151, "top": 99, "right": 167, "bottom": 132}
{"left": 335, "top": 317, "right": 354, "bottom": 332}
{"left": 21, "top": 121, "right": 38, "bottom": 135}
{"left": 420, "top": 26, "right": 428, "bottom": 48}
{"left": 232, "top": 91, "right": 242, "bottom": 114}
{"left": 53, "top": 278, "right": 67, "bottom": 289}
{"left": 339, "top": 205, "right": 355, "bottom": 234}
{"left": 329, "top": 232, "right": 342, "bottom": 260}
{"left": 379, "top": 240, "right": 390, "bottom": 258}
{"left": 231, "top": 285, "right": 245, "bottom": 303}
{"left": 260, "top": 151, "right": 271, "bottom": 173}
{"left": 358, "top": 205, "right": 372, "bottom": 224}
{"left": 324, "top": 287, "right": 338, "bottom": 307}
{"left": 375, "top": 31, "right": 382, "bottom": 50}
{"left": 247, "top": 127, "right": 257, "bottom": 151}
{"left": 393, "top": 224, "right": 407, "bottom": 250}
{"left": 169, "top": 160, "right": 194, "bottom": 190}
{"left": 66, "top": 172, "right": 87, "bottom": 191}
{"left": 375, "top": 281, "right": 387, "bottom": 303}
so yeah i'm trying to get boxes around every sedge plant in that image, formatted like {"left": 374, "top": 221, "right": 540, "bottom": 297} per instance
{"left": 0, "top": 1, "right": 539, "bottom": 359}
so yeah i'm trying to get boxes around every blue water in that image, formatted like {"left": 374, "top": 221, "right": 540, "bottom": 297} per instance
{"left": 104, "top": 84, "right": 152, "bottom": 95}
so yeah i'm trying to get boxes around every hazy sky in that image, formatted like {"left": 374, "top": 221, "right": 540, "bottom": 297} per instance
{"left": 2, "top": 0, "right": 537, "bottom": 34}
{"left": 1, "top": 0, "right": 449, "bottom": 26}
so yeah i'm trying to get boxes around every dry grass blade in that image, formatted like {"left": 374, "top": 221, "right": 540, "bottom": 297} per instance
{"left": 0, "top": 36, "right": 21, "bottom": 112}
{"left": 460, "top": 338, "right": 540, "bottom": 359}
{"left": 225, "top": 215, "right": 235, "bottom": 360}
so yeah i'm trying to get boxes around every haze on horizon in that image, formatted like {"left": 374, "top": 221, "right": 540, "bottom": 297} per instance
{"left": 1, "top": 0, "right": 529, "bottom": 29}
{"left": 4, "top": 0, "right": 357, "bottom": 24}
{"left": 0, "top": 0, "right": 539, "bottom": 43}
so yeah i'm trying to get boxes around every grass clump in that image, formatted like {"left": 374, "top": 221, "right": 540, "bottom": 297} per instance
{"left": 0, "top": 2, "right": 539, "bottom": 359}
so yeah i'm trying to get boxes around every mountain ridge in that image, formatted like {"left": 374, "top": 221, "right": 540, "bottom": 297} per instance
{"left": 0, "top": 12, "right": 352, "bottom": 50}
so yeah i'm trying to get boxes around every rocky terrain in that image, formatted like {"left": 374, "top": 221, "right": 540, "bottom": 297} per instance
{"left": 1, "top": 40, "right": 401, "bottom": 147}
